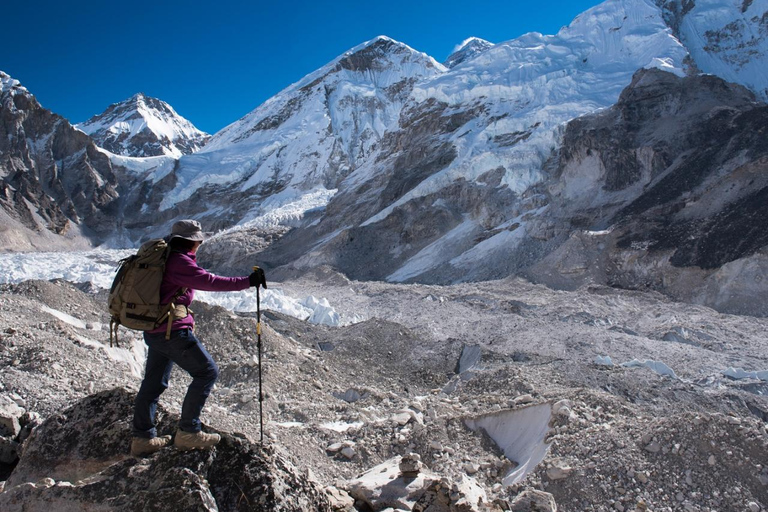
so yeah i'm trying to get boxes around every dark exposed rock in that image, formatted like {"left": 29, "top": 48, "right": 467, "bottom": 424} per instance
{"left": 443, "top": 38, "right": 494, "bottom": 69}
{"left": 0, "top": 388, "right": 332, "bottom": 511}
{"left": 535, "top": 68, "right": 768, "bottom": 315}
{"left": 0, "top": 73, "right": 121, "bottom": 248}
{"left": 336, "top": 38, "right": 434, "bottom": 74}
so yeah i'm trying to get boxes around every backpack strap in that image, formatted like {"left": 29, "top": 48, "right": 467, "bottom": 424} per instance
{"left": 109, "top": 318, "right": 119, "bottom": 348}
{"left": 164, "top": 287, "right": 189, "bottom": 340}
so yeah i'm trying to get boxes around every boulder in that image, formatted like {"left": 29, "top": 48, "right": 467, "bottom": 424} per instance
{"left": 348, "top": 456, "right": 438, "bottom": 511}
{"left": 413, "top": 475, "right": 489, "bottom": 512}
{"left": 509, "top": 489, "right": 557, "bottom": 511}
{"left": 0, "top": 388, "right": 332, "bottom": 512}
{"left": 0, "top": 398, "right": 23, "bottom": 438}
{"left": 325, "top": 486, "right": 355, "bottom": 511}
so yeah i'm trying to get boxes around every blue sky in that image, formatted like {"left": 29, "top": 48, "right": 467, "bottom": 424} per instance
{"left": 3, "top": 0, "right": 602, "bottom": 134}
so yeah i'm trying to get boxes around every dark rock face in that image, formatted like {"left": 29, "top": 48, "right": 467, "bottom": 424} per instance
{"left": 560, "top": 68, "right": 768, "bottom": 269}
{"left": 536, "top": 68, "right": 768, "bottom": 315}
{"left": 0, "top": 74, "right": 122, "bottom": 247}
{"left": 0, "top": 388, "right": 332, "bottom": 511}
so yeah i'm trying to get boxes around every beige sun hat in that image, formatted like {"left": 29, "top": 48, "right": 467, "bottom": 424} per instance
{"left": 169, "top": 219, "right": 212, "bottom": 242}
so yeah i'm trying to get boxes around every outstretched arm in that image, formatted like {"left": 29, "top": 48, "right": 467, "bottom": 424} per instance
{"left": 166, "top": 253, "right": 251, "bottom": 292}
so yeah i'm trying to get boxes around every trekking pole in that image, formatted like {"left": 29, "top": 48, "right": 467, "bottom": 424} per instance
{"left": 254, "top": 266, "right": 265, "bottom": 444}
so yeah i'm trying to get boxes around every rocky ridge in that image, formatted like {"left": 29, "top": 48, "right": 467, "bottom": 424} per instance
{"left": 0, "top": 388, "right": 333, "bottom": 511}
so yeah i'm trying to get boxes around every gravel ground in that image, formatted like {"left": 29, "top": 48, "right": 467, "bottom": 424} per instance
{"left": 1, "top": 273, "right": 766, "bottom": 511}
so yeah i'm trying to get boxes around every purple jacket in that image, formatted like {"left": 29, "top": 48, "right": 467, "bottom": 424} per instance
{"left": 148, "top": 250, "right": 250, "bottom": 334}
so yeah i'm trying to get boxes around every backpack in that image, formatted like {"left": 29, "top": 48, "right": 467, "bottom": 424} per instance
{"left": 108, "top": 238, "right": 185, "bottom": 346}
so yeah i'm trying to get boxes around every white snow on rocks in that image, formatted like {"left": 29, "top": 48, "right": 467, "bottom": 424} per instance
{"left": 0, "top": 249, "right": 134, "bottom": 290}
{"left": 71, "top": 334, "right": 146, "bottom": 379}
{"left": 621, "top": 358, "right": 679, "bottom": 379}
{"left": 37, "top": 304, "right": 146, "bottom": 377}
{"left": 0, "top": 72, "right": 25, "bottom": 95}
{"left": 319, "top": 421, "right": 364, "bottom": 433}
{"left": 464, "top": 404, "right": 552, "bottom": 486}
{"left": 214, "top": 187, "right": 338, "bottom": 232}
{"left": 40, "top": 306, "right": 93, "bottom": 330}
{"left": 0, "top": 250, "right": 346, "bottom": 327}
{"left": 723, "top": 367, "right": 768, "bottom": 382}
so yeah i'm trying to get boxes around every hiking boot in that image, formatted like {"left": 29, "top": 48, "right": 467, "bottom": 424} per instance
{"left": 174, "top": 430, "right": 221, "bottom": 451}
{"left": 131, "top": 435, "right": 172, "bottom": 457}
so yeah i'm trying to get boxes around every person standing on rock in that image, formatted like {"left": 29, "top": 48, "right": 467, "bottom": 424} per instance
{"left": 131, "top": 219, "right": 267, "bottom": 457}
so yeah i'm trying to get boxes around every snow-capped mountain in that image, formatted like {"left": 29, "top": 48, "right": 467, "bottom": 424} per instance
{"left": 252, "top": 0, "right": 690, "bottom": 279}
{"left": 3, "top": 0, "right": 768, "bottom": 316}
{"left": 76, "top": 93, "right": 209, "bottom": 158}
{"left": 126, "top": 36, "right": 446, "bottom": 235}
{"left": 443, "top": 37, "right": 494, "bottom": 68}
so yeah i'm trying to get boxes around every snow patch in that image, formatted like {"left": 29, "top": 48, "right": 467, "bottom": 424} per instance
{"left": 722, "top": 367, "right": 768, "bottom": 382}
{"left": 41, "top": 306, "right": 91, "bottom": 330}
{"left": 464, "top": 404, "right": 552, "bottom": 486}
{"left": 320, "top": 421, "right": 364, "bottom": 433}
{"left": 0, "top": 250, "right": 349, "bottom": 327}
{"left": 73, "top": 334, "right": 146, "bottom": 379}
{"left": 621, "top": 359, "right": 678, "bottom": 379}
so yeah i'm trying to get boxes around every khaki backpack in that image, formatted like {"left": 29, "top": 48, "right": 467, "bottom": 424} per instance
{"left": 108, "top": 239, "right": 187, "bottom": 346}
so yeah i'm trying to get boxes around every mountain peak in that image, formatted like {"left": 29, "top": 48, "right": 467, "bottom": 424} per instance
{"left": 333, "top": 35, "right": 446, "bottom": 74}
{"left": 1, "top": 70, "right": 28, "bottom": 96}
{"left": 444, "top": 37, "right": 493, "bottom": 68}
{"left": 77, "top": 93, "right": 209, "bottom": 158}
{"left": 453, "top": 37, "right": 493, "bottom": 54}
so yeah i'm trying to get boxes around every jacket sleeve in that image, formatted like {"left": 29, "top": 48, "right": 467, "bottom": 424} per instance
{"left": 166, "top": 253, "right": 251, "bottom": 292}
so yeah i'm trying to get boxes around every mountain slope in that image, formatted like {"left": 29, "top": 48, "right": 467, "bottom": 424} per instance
{"left": 656, "top": 0, "right": 768, "bottom": 100}
{"left": 527, "top": 67, "right": 768, "bottom": 316}
{"left": 254, "top": 0, "right": 690, "bottom": 281}
{"left": 119, "top": 36, "right": 447, "bottom": 239}
{"left": 76, "top": 93, "right": 209, "bottom": 158}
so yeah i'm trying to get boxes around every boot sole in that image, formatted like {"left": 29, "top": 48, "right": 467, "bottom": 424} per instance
{"left": 174, "top": 444, "right": 219, "bottom": 451}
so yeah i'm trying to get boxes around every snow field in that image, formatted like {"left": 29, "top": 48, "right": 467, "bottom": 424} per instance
{"left": 0, "top": 249, "right": 347, "bottom": 327}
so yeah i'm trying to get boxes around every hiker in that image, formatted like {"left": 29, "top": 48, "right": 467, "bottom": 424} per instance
{"left": 130, "top": 219, "right": 267, "bottom": 457}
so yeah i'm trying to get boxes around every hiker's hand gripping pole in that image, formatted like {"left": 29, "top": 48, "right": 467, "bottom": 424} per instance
{"left": 253, "top": 266, "right": 265, "bottom": 444}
